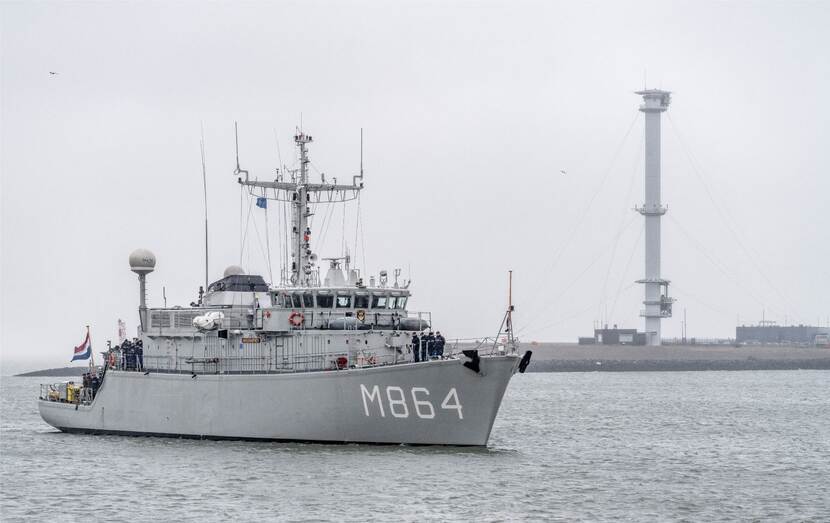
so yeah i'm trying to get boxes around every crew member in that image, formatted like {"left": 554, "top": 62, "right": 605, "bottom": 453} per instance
{"left": 125, "top": 341, "right": 135, "bottom": 370}
{"left": 90, "top": 374, "right": 100, "bottom": 398}
{"left": 135, "top": 339, "right": 144, "bottom": 371}
{"left": 420, "top": 332, "right": 429, "bottom": 362}
{"left": 411, "top": 333, "right": 421, "bottom": 363}
{"left": 426, "top": 331, "right": 436, "bottom": 359}
{"left": 435, "top": 331, "right": 445, "bottom": 358}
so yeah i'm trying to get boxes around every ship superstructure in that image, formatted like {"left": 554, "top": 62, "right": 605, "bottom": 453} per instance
{"left": 39, "top": 128, "right": 531, "bottom": 446}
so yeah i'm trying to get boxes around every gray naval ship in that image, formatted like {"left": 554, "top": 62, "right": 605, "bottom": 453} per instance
{"left": 39, "top": 130, "right": 532, "bottom": 446}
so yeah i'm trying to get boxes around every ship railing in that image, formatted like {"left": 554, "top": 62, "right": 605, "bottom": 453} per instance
{"left": 281, "top": 309, "right": 433, "bottom": 331}
{"left": 137, "top": 345, "right": 414, "bottom": 375}
{"left": 39, "top": 382, "right": 96, "bottom": 406}
{"left": 445, "top": 336, "right": 520, "bottom": 357}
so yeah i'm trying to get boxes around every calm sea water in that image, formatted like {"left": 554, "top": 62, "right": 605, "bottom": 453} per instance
{"left": 1, "top": 371, "right": 828, "bottom": 522}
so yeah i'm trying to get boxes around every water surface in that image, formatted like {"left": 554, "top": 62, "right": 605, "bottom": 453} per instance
{"left": 2, "top": 371, "right": 828, "bottom": 521}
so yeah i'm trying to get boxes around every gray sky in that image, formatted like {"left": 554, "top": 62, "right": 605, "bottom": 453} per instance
{"left": 2, "top": 1, "right": 829, "bottom": 373}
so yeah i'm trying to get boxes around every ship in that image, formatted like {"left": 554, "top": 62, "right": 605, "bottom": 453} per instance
{"left": 38, "top": 129, "right": 532, "bottom": 446}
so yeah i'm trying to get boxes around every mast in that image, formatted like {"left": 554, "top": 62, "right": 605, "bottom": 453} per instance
{"left": 294, "top": 132, "right": 312, "bottom": 286}
{"left": 234, "top": 128, "right": 365, "bottom": 287}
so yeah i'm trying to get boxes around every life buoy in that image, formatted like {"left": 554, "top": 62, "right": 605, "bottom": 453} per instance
{"left": 288, "top": 311, "right": 304, "bottom": 327}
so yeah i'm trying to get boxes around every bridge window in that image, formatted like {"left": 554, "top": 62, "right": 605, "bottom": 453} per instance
{"left": 303, "top": 293, "right": 314, "bottom": 308}
{"left": 354, "top": 295, "right": 370, "bottom": 309}
{"left": 372, "top": 296, "right": 387, "bottom": 309}
{"left": 397, "top": 297, "right": 408, "bottom": 309}
{"left": 336, "top": 295, "right": 352, "bottom": 308}
{"left": 292, "top": 295, "right": 303, "bottom": 308}
{"left": 317, "top": 295, "right": 334, "bottom": 308}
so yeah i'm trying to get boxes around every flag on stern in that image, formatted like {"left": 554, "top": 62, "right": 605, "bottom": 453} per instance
{"left": 71, "top": 328, "right": 92, "bottom": 362}
{"left": 256, "top": 197, "right": 267, "bottom": 209}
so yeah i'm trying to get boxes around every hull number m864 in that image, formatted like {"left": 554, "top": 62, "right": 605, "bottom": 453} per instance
{"left": 360, "top": 385, "right": 463, "bottom": 420}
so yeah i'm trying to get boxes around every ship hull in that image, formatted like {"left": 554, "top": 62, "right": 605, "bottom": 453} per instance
{"left": 39, "top": 355, "right": 520, "bottom": 446}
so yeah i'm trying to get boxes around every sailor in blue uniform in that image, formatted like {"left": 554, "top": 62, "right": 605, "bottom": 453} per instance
{"left": 411, "top": 333, "right": 420, "bottom": 362}
{"left": 435, "top": 331, "right": 445, "bottom": 358}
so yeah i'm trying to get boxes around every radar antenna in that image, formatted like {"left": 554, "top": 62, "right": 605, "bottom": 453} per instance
{"left": 234, "top": 128, "right": 364, "bottom": 287}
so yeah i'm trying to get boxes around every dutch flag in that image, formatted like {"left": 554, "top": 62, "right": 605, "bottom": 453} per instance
{"left": 71, "top": 329, "right": 92, "bottom": 362}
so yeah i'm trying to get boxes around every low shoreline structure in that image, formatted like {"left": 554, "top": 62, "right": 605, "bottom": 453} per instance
{"left": 529, "top": 359, "right": 830, "bottom": 372}
{"left": 14, "top": 343, "right": 830, "bottom": 376}
{"left": 525, "top": 343, "right": 830, "bottom": 372}
{"left": 15, "top": 367, "right": 90, "bottom": 377}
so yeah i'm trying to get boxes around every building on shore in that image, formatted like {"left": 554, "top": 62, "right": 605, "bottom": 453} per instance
{"left": 579, "top": 327, "right": 647, "bottom": 346}
{"left": 736, "top": 324, "right": 829, "bottom": 346}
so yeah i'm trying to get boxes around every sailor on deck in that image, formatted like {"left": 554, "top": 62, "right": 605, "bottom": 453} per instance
{"left": 426, "top": 331, "right": 436, "bottom": 359}
{"left": 411, "top": 333, "right": 421, "bottom": 362}
{"left": 135, "top": 339, "right": 144, "bottom": 370}
{"left": 435, "top": 331, "right": 445, "bottom": 358}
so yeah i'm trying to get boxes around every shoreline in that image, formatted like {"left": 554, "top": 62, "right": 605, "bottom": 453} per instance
{"left": 13, "top": 343, "right": 830, "bottom": 377}
{"left": 527, "top": 359, "right": 830, "bottom": 372}
{"left": 523, "top": 342, "right": 830, "bottom": 372}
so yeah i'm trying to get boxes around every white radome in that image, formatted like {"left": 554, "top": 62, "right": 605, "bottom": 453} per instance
{"left": 223, "top": 265, "right": 245, "bottom": 278}
{"left": 129, "top": 249, "right": 156, "bottom": 275}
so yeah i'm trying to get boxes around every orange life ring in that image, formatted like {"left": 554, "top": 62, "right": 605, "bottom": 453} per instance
{"left": 288, "top": 311, "right": 304, "bottom": 327}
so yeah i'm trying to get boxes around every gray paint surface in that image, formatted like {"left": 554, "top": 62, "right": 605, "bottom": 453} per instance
{"left": 40, "top": 355, "right": 520, "bottom": 446}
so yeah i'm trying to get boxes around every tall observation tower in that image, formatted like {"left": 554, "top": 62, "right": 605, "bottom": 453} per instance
{"left": 635, "top": 89, "right": 674, "bottom": 346}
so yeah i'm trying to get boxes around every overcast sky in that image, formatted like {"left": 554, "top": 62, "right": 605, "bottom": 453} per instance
{"left": 2, "top": 1, "right": 829, "bottom": 373}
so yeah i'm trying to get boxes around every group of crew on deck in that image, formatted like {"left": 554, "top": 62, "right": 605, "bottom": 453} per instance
{"left": 410, "top": 331, "right": 446, "bottom": 362}
{"left": 81, "top": 370, "right": 102, "bottom": 400}
{"left": 106, "top": 338, "right": 144, "bottom": 371}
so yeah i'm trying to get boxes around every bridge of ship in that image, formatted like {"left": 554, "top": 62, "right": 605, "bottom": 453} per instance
{"left": 147, "top": 286, "right": 430, "bottom": 334}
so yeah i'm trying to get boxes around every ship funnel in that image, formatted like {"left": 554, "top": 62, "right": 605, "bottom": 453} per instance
{"left": 129, "top": 248, "right": 156, "bottom": 330}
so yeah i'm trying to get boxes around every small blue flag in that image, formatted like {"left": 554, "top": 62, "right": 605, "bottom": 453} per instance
{"left": 256, "top": 197, "right": 267, "bottom": 209}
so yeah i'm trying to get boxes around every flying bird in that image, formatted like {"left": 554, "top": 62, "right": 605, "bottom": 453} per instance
{"left": 49, "top": 71, "right": 59, "bottom": 76}
{"left": 559, "top": 169, "right": 567, "bottom": 175}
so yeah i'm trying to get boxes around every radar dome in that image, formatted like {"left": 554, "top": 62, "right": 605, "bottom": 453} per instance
{"left": 223, "top": 265, "right": 246, "bottom": 278}
{"left": 129, "top": 249, "right": 156, "bottom": 275}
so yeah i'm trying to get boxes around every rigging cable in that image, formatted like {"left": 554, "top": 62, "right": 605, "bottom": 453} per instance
{"left": 596, "top": 130, "right": 644, "bottom": 324}
{"left": 353, "top": 194, "right": 362, "bottom": 272}
{"left": 240, "top": 191, "right": 255, "bottom": 268}
{"left": 671, "top": 282, "right": 734, "bottom": 317}
{"left": 666, "top": 214, "right": 783, "bottom": 315}
{"left": 523, "top": 110, "right": 641, "bottom": 310}
{"left": 316, "top": 199, "right": 337, "bottom": 257}
{"left": 515, "top": 212, "right": 640, "bottom": 336}
{"left": 357, "top": 194, "right": 367, "bottom": 278}
{"left": 248, "top": 200, "right": 272, "bottom": 281}
{"left": 608, "top": 223, "right": 645, "bottom": 323}
{"left": 262, "top": 187, "right": 274, "bottom": 284}
{"left": 273, "top": 129, "right": 286, "bottom": 284}
{"left": 340, "top": 199, "right": 347, "bottom": 257}
{"left": 239, "top": 184, "right": 245, "bottom": 264}
{"left": 667, "top": 114, "right": 801, "bottom": 322}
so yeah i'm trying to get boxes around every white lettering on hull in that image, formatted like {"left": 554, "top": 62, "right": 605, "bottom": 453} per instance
{"left": 360, "top": 384, "right": 385, "bottom": 417}
{"left": 360, "top": 386, "right": 462, "bottom": 420}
